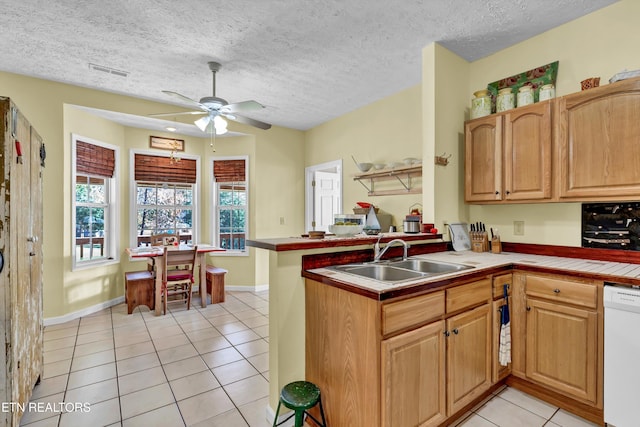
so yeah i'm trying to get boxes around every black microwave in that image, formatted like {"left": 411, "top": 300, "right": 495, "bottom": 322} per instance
{"left": 582, "top": 202, "right": 640, "bottom": 250}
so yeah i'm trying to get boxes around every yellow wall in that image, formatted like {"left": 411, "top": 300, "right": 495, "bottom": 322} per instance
{"left": 0, "top": 72, "right": 305, "bottom": 318}
{"left": 427, "top": 0, "right": 640, "bottom": 245}
{"left": 305, "top": 86, "right": 424, "bottom": 226}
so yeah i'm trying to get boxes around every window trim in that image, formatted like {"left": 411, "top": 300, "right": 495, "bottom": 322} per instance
{"left": 129, "top": 149, "right": 200, "bottom": 249}
{"left": 211, "top": 155, "right": 249, "bottom": 257}
{"left": 71, "top": 134, "right": 120, "bottom": 270}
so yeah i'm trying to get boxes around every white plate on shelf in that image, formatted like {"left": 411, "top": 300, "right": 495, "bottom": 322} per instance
{"left": 448, "top": 223, "right": 471, "bottom": 251}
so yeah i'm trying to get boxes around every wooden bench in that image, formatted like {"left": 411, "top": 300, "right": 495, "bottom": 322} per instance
{"left": 125, "top": 270, "right": 155, "bottom": 314}
{"left": 205, "top": 265, "right": 227, "bottom": 304}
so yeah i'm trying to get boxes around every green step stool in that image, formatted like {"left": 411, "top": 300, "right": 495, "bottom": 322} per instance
{"left": 273, "top": 381, "right": 327, "bottom": 427}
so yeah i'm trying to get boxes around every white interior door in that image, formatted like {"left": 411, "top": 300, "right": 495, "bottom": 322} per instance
{"left": 305, "top": 160, "right": 342, "bottom": 232}
{"left": 314, "top": 171, "right": 340, "bottom": 232}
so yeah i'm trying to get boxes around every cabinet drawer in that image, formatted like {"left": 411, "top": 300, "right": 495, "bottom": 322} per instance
{"left": 525, "top": 274, "right": 597, "bottom": 309}
{"left": 493, "top": 273, "right": 512, "bottom": 299}
{"left": 382, "top": 291, "right": 445, "bottom": 336}
{"left": 446, "top": 278, "right": 491, "bottom": 313}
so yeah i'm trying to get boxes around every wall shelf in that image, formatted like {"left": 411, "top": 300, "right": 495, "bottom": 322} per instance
{"left": 353, "top": 164, "right": 422, "bottom": 196}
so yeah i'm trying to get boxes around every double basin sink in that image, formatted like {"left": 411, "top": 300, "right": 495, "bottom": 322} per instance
{"left": 327, "top": 257, "right": 473, "bottom": 284}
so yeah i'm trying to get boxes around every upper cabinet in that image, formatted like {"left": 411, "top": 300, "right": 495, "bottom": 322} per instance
{"left": 465, "top": 76, "right": 640, "bottom": 204}
{"left": 558, "top": 78, "right": 640, "bottom": 200}
{"left": 465, "top": 102, "right": 552, "bottom": 203}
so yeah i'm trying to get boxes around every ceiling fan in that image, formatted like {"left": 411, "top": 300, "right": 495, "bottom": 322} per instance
{"left": 152, "top": 61, "right": 271, "bottom": 133}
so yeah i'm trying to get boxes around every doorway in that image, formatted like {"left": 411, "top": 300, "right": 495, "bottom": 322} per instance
{"left": 305, "top": 160, "right": 342, "bottom": 232}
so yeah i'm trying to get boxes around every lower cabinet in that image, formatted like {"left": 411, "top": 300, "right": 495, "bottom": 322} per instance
{"left": 381, "top": 320, "right": 446, "bottom": 427}
{"left": 446, "top": 303, "right": 492, "bottom": 415}
{"left": 511, "top": 271, "right": 603, "bottom": 421}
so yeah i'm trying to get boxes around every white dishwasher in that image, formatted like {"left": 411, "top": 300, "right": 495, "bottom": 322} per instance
{"left": 604, "top": 284, "right": 640, "bottom": 427}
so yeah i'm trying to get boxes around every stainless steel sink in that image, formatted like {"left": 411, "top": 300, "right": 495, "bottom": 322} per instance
{"left": 386, "top": 259, "right": 473, "bottom": 274}
{"left": 327, "top": 257, "right": 473, "bottom": 284}
{"left": 331, "top": 264, "right": 427, "bottom": 283}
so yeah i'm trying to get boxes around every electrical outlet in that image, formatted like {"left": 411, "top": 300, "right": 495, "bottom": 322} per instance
{"left": 514, "top": 221, "right": 525, "bottom": 236}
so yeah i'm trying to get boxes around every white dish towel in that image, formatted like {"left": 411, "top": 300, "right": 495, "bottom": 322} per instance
{"left": 499, "top": 285, "right": 511, "bottom": 366}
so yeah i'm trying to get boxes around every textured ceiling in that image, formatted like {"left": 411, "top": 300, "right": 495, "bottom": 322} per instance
{"left": 0, "top": 0, "right": 618, "bottom": 132}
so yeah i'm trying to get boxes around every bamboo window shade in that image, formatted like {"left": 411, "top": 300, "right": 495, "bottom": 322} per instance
{"left": 213, "top": 159, "right": 246, "bottom": 182}
{"left": 76, "top": 141, "right": 115, "bottom": 178}
{"left": 134, "top": 153, "right": 197, "bottom": 184}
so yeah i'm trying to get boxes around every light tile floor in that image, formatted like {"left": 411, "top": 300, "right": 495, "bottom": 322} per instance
{"left": 21, "top": 289, "right": 600, "bottom": 427}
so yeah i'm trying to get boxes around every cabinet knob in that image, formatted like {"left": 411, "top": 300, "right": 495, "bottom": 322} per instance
{"left": 27, "top": 236, "right": 38, "bottom": 243}
{"left": 443, "top": 330, "right": 450, "bottom": 337}
{"left": 553, "top": 288, "right": 561, "bottom": 294}
{"left": 29, "top": 252, "right": 36, "bottom": 257}
{"left": 526, "top": 306, "right": 531, "bottom": 311}
{"left": 495, "top": 191, "right": 500, "bottom": 195}
{"left": 452, "top": 328, "right": 459, "bottom": 335}
{"left": 506, "top": 190, "right": 511, "bottom": 195}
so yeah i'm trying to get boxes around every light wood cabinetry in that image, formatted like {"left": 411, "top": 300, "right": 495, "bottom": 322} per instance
{"left": 306, "top": 276, "right": 493, "bottom": 427}
{"left": 492, "top": 274, "right": 512, "bottom": 383}
{"left": 382, "top": 320, "right": 446, "bottom": 427}
{"left": 0, "top": 98, "right": 44, "bottom": 426}
{"left": 465, "top": 102, "right": 552, "bottom": 203}
{"left": 558, "top": 77, "right": 640, "bottom": 200}
{"left": 446, "top": 303, "right": 492, "bottom": 414}
{"left": 518, "top": 272, "right": 602, "bottom": 407}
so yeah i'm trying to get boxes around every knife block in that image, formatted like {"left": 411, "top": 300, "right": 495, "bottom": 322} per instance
{"left": 491, "top": 237, "right": 502, "bottom": 254}
{"left": 472, "top": 233, "right": 489, "bottom": 252}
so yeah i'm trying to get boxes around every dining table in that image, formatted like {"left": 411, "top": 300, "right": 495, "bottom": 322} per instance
{"left": 125, "top": 244, "right": 225, "bottom": 315}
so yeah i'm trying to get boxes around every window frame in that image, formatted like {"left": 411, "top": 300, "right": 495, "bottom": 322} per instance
{"left": 71, "top": 134, "right": 119, "bottom": 270}
{"left": 211, "top": 155, "right": 249, "bottom": 257}
{"left": 129, "top": 149, "right": 200, "bottom": 249}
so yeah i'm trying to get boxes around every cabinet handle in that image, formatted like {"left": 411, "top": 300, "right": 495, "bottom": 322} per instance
{"left": 452, "top": 328, "right": 459, "bottom": 335}
{"left": 553, "top": 288, "right": 560, "bottom": 294}
{"left": 506, "top": 190, "right": 511, "bottom": 195}
{"left": 443, "top": 330, "right": 450, "bottom": 337}
{"left": 495, "top": 191, "right": 500, "bottom": 195}
{"left": 27, "top": 236, "right": 39, "bottom": 243}
{"left": 526, "top": 306, "right": 531, "bottom": 311}
{"left": 29, "top": 252, "right": 36, "bottom": 257}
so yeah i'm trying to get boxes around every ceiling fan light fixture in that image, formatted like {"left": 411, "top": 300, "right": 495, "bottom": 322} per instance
{"left": 165, "top": 126, "right": 177, "bottom": 132}
{"left": 194, "top": 115, "right": 228, "bottom": 135}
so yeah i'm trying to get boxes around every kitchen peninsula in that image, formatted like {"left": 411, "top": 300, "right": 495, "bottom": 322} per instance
{"left": 246, "top": 232, "right": 444, "bottom": 414}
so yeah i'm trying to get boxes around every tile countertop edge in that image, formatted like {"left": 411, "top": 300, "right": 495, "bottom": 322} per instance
{"left": 246, "top": 232, "right": 442, "bottom": 251}
{"left": 304, "top": 250, "right": 640, "bottom": 301}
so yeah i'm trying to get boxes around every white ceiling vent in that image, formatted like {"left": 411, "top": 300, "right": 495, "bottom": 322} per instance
{"left": 88, "top": 63, "right": 129, "bottom": 77}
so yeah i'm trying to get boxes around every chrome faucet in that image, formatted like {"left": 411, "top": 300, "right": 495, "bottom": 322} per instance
{"left": 374, "top": 237, "right": 410, "bottom": 262}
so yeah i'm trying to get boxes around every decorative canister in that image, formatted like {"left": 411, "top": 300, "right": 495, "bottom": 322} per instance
{"left": 539, "top": 84, "right": 556, "bottom": 101}
{"left": 517, "top": 85, "right": 534, "bottom": 107}
{"left": 496, "top": 88, "right": 515, "bottom": 112}
{"left": 470, "top": 89, "right": 491, "bottom": 119}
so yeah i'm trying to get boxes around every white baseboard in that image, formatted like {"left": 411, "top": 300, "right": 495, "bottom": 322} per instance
{"left": 43, "top": 284, "right": 268, "bottom": 326}
{"left": 266, "top": 403, "right": 295, "bottom": 427}
{"left": 44, "top": 296, "right": 125, "bottom": 326}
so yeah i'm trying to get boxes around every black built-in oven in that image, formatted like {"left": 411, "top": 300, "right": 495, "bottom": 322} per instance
{"left": 582, "top": 202, "right": 640, "bottom": 250}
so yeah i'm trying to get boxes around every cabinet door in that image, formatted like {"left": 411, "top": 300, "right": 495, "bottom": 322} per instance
{"left": 447, "top": 304, "right": 491, "bottom": 415}
{"left": 492, "top": 299, "right": 511, "bottom": 383}
{"left": 526, "top": 298, "right": 598, "bottom": 404}
{"left": 381, "top": 320, "right": 446, "bottom": 427}
{"left": 558, "top": 77, "right": 640, "bottom": 199}
{"left": 503, "top": 102, "right": 551, "bottom": 200}
{"left": 465, "top": 115, "right": 502, "bottom": 202}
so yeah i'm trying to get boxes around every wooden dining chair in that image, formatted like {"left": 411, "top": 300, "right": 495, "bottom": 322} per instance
{"left": 161, "top": 245, "right": 198, "bottom": 314}
{"left": 150, "top": 233, "right": 173, "bottom": 246}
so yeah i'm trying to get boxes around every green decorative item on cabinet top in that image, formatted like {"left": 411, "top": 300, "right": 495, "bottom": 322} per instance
{"left": 487, "top": 61, "right": 559, "bottom": 112}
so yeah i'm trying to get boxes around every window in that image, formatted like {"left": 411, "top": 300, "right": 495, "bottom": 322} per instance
{"left": 132, "top": 152, "right": 198, "bottom": 247}
{"left": 72, "top": 136, "right": 118, "bottom": 268}
{"left": 135, "top": 182, "right": 194, "bottom": 245}
{"left": 213, "top": 157, "right": 248, "bottom": 254}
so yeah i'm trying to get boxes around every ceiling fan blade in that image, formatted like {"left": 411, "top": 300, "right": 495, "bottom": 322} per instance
{"left": 224, "top": 113, "right": 272, "bottom": 130}
{"left": 162, "top": 90, "right": 209, "bottom": 111}
{"left": 149, "top": 111, "right": 207, "bottom": 117}
{"left": 220, "top": 100, "right": 265, "bottom": 114}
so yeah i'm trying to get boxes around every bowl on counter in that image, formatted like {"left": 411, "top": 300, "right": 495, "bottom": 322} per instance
{"left": 328, "top": 224, "right": 364, "bottom": 236}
